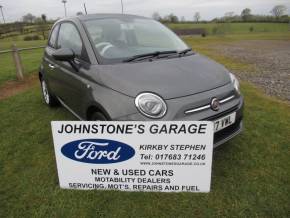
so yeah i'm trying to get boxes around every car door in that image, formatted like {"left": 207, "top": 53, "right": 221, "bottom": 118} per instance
{"left": 53, "top": 22, "right": 91, "bottom": 117}
{"left": 43, "top": 24, "right": 60, "bottom": 92}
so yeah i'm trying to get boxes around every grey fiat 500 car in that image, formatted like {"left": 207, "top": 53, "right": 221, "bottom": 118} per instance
{"left": 39, "top": 14, "right": 243, "bottom": 147}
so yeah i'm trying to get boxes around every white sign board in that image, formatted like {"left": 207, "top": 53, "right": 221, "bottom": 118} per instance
{"left": 51, "top": 121, "right": 214, "bottom": 192}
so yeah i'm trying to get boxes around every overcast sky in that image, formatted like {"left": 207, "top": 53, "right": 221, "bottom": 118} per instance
{"left": 1, "top": 0, "right": 290, "bottom": 22}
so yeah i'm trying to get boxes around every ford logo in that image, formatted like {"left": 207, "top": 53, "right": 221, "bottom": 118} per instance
{"left": 61, "top": 139, "right": 135, "bottom": 164}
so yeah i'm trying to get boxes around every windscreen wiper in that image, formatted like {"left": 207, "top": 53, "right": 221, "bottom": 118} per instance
{"left": 178, "top": 48, "right": 192, "bottom": 55}
{"left": 163, "top": 48, "right": 194, "bottom": 59}
{"left": 123, "top": 50, "right": 177, "bottom": 62}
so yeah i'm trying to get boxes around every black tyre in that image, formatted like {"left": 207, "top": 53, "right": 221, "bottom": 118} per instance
{"left": 40, "top": 79, "right": 59, "bottom": 107}
{"left": 90, "top": 111, "right": 107, "bottom": 121}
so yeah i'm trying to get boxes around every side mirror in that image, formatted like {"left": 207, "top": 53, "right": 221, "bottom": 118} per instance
{"left": 52, "top": 48, "right": 75, "bottom": 61}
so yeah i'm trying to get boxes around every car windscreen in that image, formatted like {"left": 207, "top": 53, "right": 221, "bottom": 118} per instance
{"left": 84, "top": 17, "right": 188, "bottom": 63}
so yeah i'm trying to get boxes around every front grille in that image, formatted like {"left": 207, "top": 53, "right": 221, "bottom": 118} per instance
{"left": 185, "top": 95, "right": 235, "bottom": 115}
{"left": 202, "top": 105, "right": 239, "bottom": 121}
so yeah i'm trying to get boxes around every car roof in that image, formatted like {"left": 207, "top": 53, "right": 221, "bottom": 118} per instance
{"left": 60, "top": 13, "right": 150, "bottom": 23}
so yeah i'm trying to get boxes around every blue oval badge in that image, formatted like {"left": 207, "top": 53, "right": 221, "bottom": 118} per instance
{"left": 61, "top": 139, "right": 135, "bottom": 164}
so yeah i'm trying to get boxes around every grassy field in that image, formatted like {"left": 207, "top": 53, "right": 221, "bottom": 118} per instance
{"left": 0, "top": 29, "right": 289, "bottom": 217}
{"left": 0, "top": 39, "right": 46, "bottom": 50}
{"left": 168, "top": 22, "right": 290, "bottom": 34}
{"left": 0, "top": 22, "right": 289, "bottom": 86}
{"left": 0, "top": 31, "right": 290, "bottom": 86}
{"left": 0, "top": 83, "right": 289, "bottom": 217}
{"left": 181, "top": 32, "right": 289, "bottom": 74}
{"left": 1, "top": 32, "right": 289, "bottom": 86}
{"left": 0, "top": 39, "right": 46, "bottom": 86}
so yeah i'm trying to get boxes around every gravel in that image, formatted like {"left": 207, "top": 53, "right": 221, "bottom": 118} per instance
{"left": 213, "top": 40, "right": 290, "bottom": 101}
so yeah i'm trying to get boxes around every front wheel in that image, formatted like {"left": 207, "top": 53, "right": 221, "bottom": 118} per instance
{"left": 40, "top": 79, "right": 59, "bottom": 107}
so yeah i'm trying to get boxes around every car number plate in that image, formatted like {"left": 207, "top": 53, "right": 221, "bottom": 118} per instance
{"left": 214, "top": 112, "right": 236, "bottom": 132}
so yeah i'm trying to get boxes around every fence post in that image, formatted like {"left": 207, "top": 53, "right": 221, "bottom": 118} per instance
{"left": 11, "top": 44, "right": 24, "bottom": 80}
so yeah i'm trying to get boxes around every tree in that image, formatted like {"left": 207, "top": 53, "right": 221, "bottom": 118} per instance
{"left": 225, "top": 12, "right": 235, "bottom": 18}
{"left": 165, "top": 13, "right": 178, "bottom": 23}
{"left": 194, "top": 12, "right": 201, "bottom": 23}
{"left": 270, "top": 5, "right": 287, "bottom": 18}
{"left": 152, "top": 12, "right": 161, "bottom": 21}
{"left": 241, "top": 8, "right": 251, "bottom": 21}
{"left": 34, "top": 17, "right": 43, "bottom": 23}
{"left": 224, "top": 12, "right": 235, "bottom": 22}
{"left": 22, "top": 13, "right": 36, "bottom": 23}
{"left": 41, "top": 14, "right": 47, "bottom": 23}
{"left": 36, "top": 14, "right": 48, "bottom": 39}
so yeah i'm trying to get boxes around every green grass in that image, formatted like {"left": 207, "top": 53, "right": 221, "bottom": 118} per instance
{"left": 182, "top": 32, "right": 290, "bottom": 74}
{"left": 0, "top": 40, "right": 45, "bottom": 86}
{"left": 0, "top": 82, "right": 289, "bottom": 217}
{"left": 21, "top": 49, "right": 44, "bottom": 75}
{"left": 0, "top": 29, "right": 290, "bottom": 217}
{"left": 184, "top": 32, "right": 290, "bottom": 44}
{"left": 168, "top": 22, "right": 290, "bottom": 34}
{"left": 0, "top": 39, "right": 46, "bottom": 50}
{"left": 0, "top": 26, "right": 289, "bottom": 86}
{"left": 0, "top": 48, "right": 44, "bottom": 86}
{"left": 184, "top": 35, "right": 256, "bottom": 73}
{"left": 0, "top": 23, "right": 52, "bottom": 40}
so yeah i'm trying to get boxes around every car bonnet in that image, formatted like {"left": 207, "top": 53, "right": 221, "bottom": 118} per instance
{"left": 97, "top": 54, "right": 231, "bottom": 99}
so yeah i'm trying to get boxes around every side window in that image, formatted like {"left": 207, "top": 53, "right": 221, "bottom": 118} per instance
{"left": 57, "top": 23, "right": 84, "bottom": 59}
{"left": 48, "top": 24, "right": 59, "bottom": 48}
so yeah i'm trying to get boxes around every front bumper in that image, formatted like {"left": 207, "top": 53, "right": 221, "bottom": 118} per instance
{"left": 203, "top": 97, "right": 244, "bottom": 147}
{"left": 117, "top": 94, "right": 244, "bottom": 148}
{"left": 214, "top": 120, "right": 243, "bottom": 148}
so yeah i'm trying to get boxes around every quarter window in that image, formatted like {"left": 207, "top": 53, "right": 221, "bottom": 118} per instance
{"left": 48, "top": 24, "right": 59, "bottom": 48}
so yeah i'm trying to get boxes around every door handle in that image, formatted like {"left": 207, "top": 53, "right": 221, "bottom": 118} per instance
{"left": 48, "top": 63, "right": 55, "bottom": 69}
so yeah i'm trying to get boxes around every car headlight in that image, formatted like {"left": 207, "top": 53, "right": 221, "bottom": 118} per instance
{"left": 135, "top": 93, "right": 167, "bottom": 118}
{"left": 229, "top": 73, "right": 240, "bottom": 94}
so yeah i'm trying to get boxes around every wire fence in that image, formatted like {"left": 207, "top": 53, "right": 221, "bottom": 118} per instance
{"left": 0, "top": 44, "right": 45, "bottom": 84}
{"left": 0, "top": 45, "right": 45, "bottom": 54}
